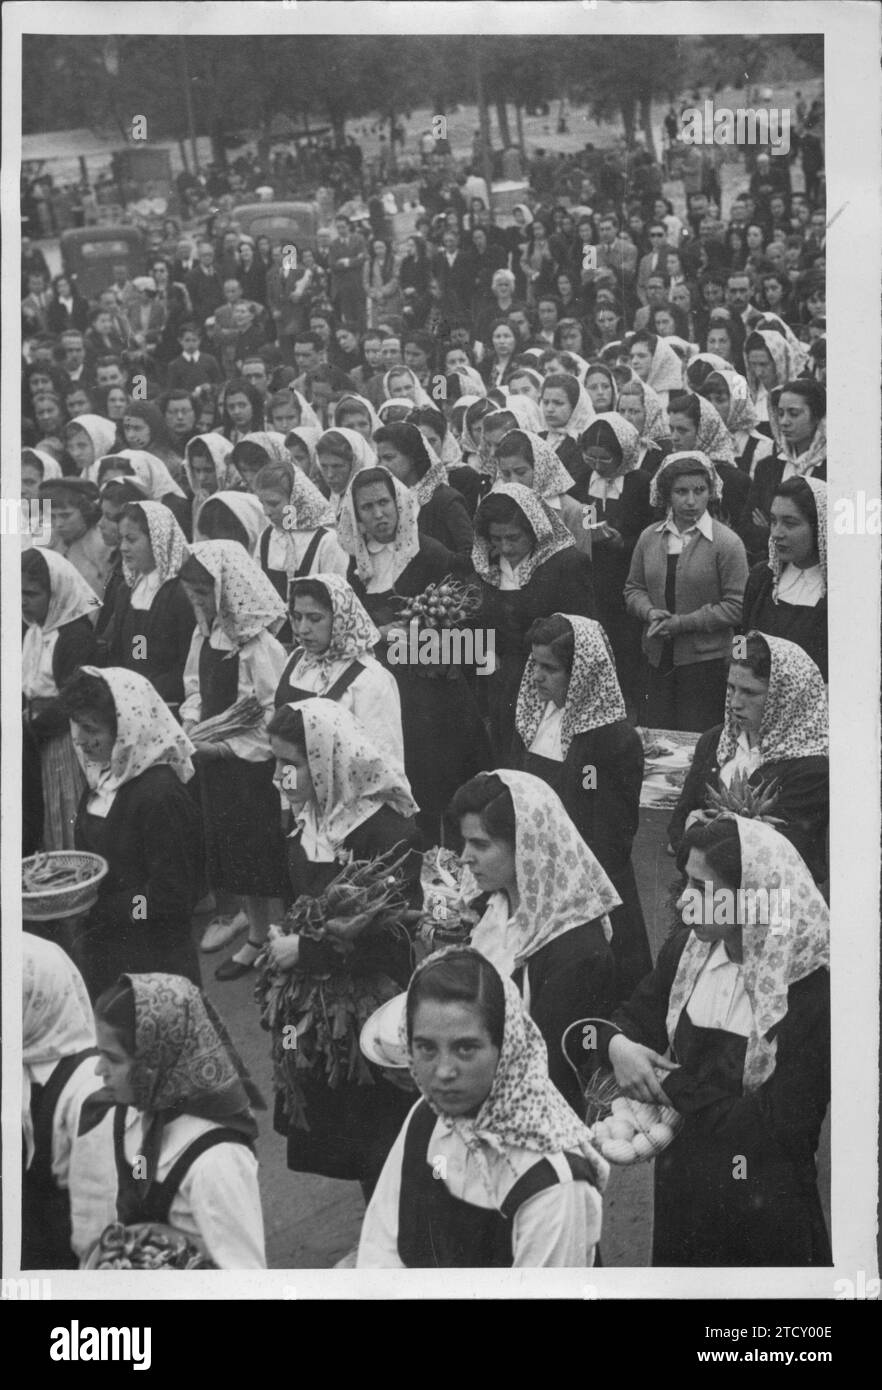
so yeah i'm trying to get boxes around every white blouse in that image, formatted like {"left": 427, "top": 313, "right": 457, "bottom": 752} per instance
{"left": 179, "top": 625, "right": 287, "bottom": 761}
{"left": 718, "top": 731, "right": 762, "bottom": 788}
{"left": 365, "top": 542, "right": 397, "bottom": 593}
{"left": 776, "top": 562, "right": 824, "bottom": 607}
{"left": 686, "top": 939, "right": 754, "bottom": 1036}
{"left": 265, "top": 526, "right": 349, "bottom": 579}
{"left": 129, "top": 569, "right": 164, "bottom": 611}
{"left": 529, "top": 700, "right": 565, "bottom": 761}
{"left": 358, "top": 1101, "right": 602, "bottom": 1268}
{"left": 282, "top": 653, "right": 404, "bottom": 769}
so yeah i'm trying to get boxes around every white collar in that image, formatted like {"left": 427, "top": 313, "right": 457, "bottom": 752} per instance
{"left": 656, "top": 510, "right": 714, "bottom": 541}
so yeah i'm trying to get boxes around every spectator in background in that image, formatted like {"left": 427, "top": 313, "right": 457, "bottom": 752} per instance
{"left": 166, "top": 322, "right": 223, "bottom": 391}
{"left": 329, "top": 214, "right": 368, "bottom": 329}
{"left": 186, "top": 241, "right": 226, "bottom": 326}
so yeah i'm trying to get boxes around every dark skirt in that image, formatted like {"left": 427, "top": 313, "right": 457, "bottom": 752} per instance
{"left": 198, "top": 756, "right": 288, "bottom": 896}
{"left": 394, "top": 669, "right": 493, "bottom": 844}
{"left": 275, "top": 1070, "right": 414, "bottom": 1189}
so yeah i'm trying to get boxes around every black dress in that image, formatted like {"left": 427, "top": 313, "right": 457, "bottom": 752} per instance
{"left": 480, "top": 548, "right": 595, "bottom": 764}
{"left": 73, "top": 765, "right": 203, "bottom": 999}
{"left": 585, "top": 471, "right": 653, "bottom": 707}
{"left": 741, "top": 562, "right": 827, "bottom": 680}
{"left": 257, "top": 524, "right": 331, "bottom": 648}
{"left": 667, "top": 723, "right": 829, "bottom": 882}
{"left": 740, "top": 454, "right": 827, "bottom": 564}
{"left": 275, "top": 806, "right": 423, "bottom": 1190}
{"left": 514, "top": 720, "right": 652, "bottom": 1001}
{"left": 597, "top": 930, "right": 831, "bottom": 1267}
{"left": 103, "top": 579, "right": 195, "bottom": 706}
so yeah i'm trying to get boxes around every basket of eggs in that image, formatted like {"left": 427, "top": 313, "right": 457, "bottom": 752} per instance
{"left": 561, "top": 1019, "right": 682, "bottom": 1166}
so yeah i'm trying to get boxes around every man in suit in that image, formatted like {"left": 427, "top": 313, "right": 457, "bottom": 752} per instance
{"left": 595, "top": 213, "right": 638, "bottom": 296}
{"left": 172, "top": 238, "right": 198, "bottom": 283}
{"left": 22, "top": 271, "right": 51, "bottom": 336}
{"left": 433, "top": 230, "right": 475, "bottom": 322}
{"left": 185, "top": 241, "right": 225, "bottom": 326}
{"left": 636, "top": 223, "right": 672, "bottom": 304}
{"left": 328, "top": 215, "right": 368, "bottom": 330}
{"left": 166, "top": 322, "right": 223, "bottom": 390}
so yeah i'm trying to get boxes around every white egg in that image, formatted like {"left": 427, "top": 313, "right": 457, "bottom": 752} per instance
{"left": 601, "top": 1138, "right": 637, "bottom": 1164}
{"left": 659, "top": 1106, "right": 679, "bottom": 1128}
{"left": 606, "top": 1117, "right": 636, "bottom": 1141}
{"left": 630, "top": 1133, "right": 654, "bottom": 1158}
{"left": 648, "top": 1123, "right": 673, "bottom": 1146}
{"left": 611, "top": 1096, "right": 631, "bottom": 1113}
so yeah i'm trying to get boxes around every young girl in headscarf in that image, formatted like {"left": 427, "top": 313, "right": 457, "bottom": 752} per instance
{"left": 64, "top": 415, "right": 118, "bottom": 481}
{"left": 264, "top": 699, "right": 423, "bottom": 1195}
{"left": 743, "top": 328, "right": 805, "bottom": 425}
{"left": 373, "top": 421, "right": 474, "bottom": 558}
{"left": 616, "top": 377, "right": 670, "bottom": 476}
{"left": 183, "top": 432, "right": 241, "bottom": 530}
{"left": 668, "top": 632, "right": 829, "bottom": 883}
{"left": 693, "top": 366, "right": 773, "bottom": 478}
{"left": 449, "top": 770, "right": 620, "bottom": 1109}
{"left": 624, "top": 452, "right": 748, "bottom": 734}
{"left": 40, "top": 477, "right": 113, "bottom": 599}
{"left": 105, "top": 448, "right": 192, "bottom": 537}
{"left": 577, "top": 414, "right": 652, "bottom": 707}
{"left": 177, "top": 541, "right": 288, "bottom": 977}
{"left": 626, "top": 330, "right": 684, "bottom": 407}
{"left": 59, "top": 667, "right": 203, "bottom": 997}
{"left": 357, "top": 947, "right": 608, "bottom": 1266}
{"left": 666, "top": 391, "right": 750, "bottom": 539}
{"left": 314, "top": 427, "right": 377, "bottom": 522}
{"left": 742, "top": 380, "right": 827, "bottom": 564}
{"left": 742, "top": 477, "right": 827, "bottom": 679}
{"left": 122, "top": 401, "right": 185, "bottom": 480}
{"left": 22, "top": 548, "right": 100, "bottom": 851}
{"left": 584, "top": 363, "right": 619, "bottom": 415}
{"left": 473, "top": 483, "right": 594, "bottom": 761}
{"left": 381, "top": 364, "right": 433, "bottom": 408}
{"left": 254, "top": 461, "right": 349, "bottom": 644}
{"left": 513, "top": 614, "right": 651, "bottom": 996}
{"left": 597, "top": 814, "right": 830, "bottom": 1266}
{"left": 331, "top": 392, "right": 383, "bottom": 440}
{"left": 539, "top": 373, "right": 595, "bottom": 481}
{"left": 493, "top": 428, "right": 591, "bottom": 556}
{"left": 100, "top": 501, "right": 195, "bottom": 707}
{"left": 22, "top": 935, "right": 115, "bottom": 1268}
{"left": 87, "top": 972, "right": 266, "bottom": 1267}
{"left": 194, "top": 490, "right": 267, "bottom": 555}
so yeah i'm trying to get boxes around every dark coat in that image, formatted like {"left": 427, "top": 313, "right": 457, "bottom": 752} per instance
{"left": 347, "top": 536, "right": 472, "bottom": 630}
{"left": 26, "top": 616, "right": 98, "bottom": 740}
{"left": 742, "top": 560, "right": 827, "bottom": 681}
{"left": 740, "top": 454, "right": 827, "bottom": 563}
{"left": 101, "top": 577, "right": 196, "bottom": 706}
{"left": 416, "top": 483, "right": 474, "bottom": 558}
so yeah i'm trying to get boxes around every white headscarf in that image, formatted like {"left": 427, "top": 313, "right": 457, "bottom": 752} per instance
{"left": 21, "top": 549, "right": 101, "bottom": 699}
{"left": 196, "top": 490, "right": 267, "bottom": 554}
{"left": 667, "top": 815, "right": 828, "bottom": 1090}
{"left": 464, "top": 770, "right": 621, "bottom": 977}
{"left": 542, "top": 378, "right": 595, "bottom": 441}
{"left": 315, "top": 427, "right": 377, "bottom": 498}
{"left": 73, "top": 665, "right": 196, "bottom": 816}
{"left": 645, "top": 336, "right": 684, "bottom": 395}
{"left": 116, "top": 449, "right": 186, "bottom": 500}
{"left": 183, "top": 432, "right": 240, "bottom": 499}
{"left": 70, "top": 416, "right": 118, "bottom": 480}
{"left": 121, "top": 500, "right": 190, "bottom": 589}
{"left": 23, "top": 934, "right": 96, "bottom": 1166}
{"left": 337, "top": 464, "right": 421, "bottom": 587}
{"left": 382, "top": 365, "right": 432, "bottom": 406}
{"left": 332, "top": 393, "right": 383, "bottom": 437}
{"left": 24, "top": 447, "right": 63, "bottom": 482}
{"left": 236, "top": 430, "right": 291, "bottom": 465}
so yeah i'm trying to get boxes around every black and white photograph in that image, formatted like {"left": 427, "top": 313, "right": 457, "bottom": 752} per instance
{"left": 2, "top": 0, "right": 879, "bottom": 1324}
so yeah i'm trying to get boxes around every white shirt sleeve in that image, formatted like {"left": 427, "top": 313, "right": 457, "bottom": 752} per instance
{"left": 346, "top": 661, "right": 406, "bottom": 771}
{"left": 356, "top": 1111, "right": 412, "bottom": 1268}
{"left": 178, "top": 630, "right": 204, "bottom": 725}
{"left": 314, "top": 530, "right": 352, "bottom": 578}
{"left": 56, "top": 1068, "right": 119, "bottom": 1260}
{"left": 171, "top": 1142, "right": 267, "bottom": 1269}
{"left": 511, "top": 1166, "right": 603, "bottom": 1268}
{"left": 223, "top": 631, "right": 288, "bottom": 762}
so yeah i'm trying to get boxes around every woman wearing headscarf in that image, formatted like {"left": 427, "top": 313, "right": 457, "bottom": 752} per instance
{"left": 106, "top": 448, "right": 192, "bottom": 537}
{"left": 742, "top": 477, "right": 827, "bottom": 680}
{"left": 254, "top": 461, "right": 348, "bottom": 644}
{"left": 743, "top": 328, "right": 805, "bottom": 426}
{"left": 616, "top": 377, "right": 670, "bottom": 476}
{"left": 624, "top": 452, "right": 748, "bottom": 733}
{"left": 449, "top": 768, "right": 620, "bottom": 1112}
{"left": 692, "top": 365, "right": 773, "bottom": 478}
{"left": 331, "top": 391, "right": 383, "bottom": 440}
{"left": 21, "top": 935, "right": 115, "bottom": 1268}
{"left": 473, "top": 483, "right": 594, "bottom": 761}
{"left": 87, "top": 972, "right": 266, "bottom": 1267}
{"left": 666, "top": 391, "right": 750, "bottom": 539}
{"left": 578, "top": 414, "right": 653, "bottom": 707}
{"left": 194, "top": 490, "right": 267, "bottom": 555}
{"left": 596, "top": 814, "right": 830, "bottom": 1266}
{"left": 64, "top": 414, "right": 118, "bottom": 481}
{"left": 178, "top": 542, "right": 289, "bottom": 980}
{"left": 373, "top": 421, "right": 474, "bottom": 558}
{"left": 493, "top": 428, "right": 591, "bottom": 557}
{"left": 40, "top": 477, "right": 113, "bottom": 599}
{"left": 22, "top": 549, "right": 100, "bottom": 852}
{"left": 264, "top": 699, "right": 423, "bottom": 1194}
{"left": 381, "top": 364, "right": 434, "bottom": 408}
{"left": 513, "top": 616, "right": 651, "bottom": 998}
{"left": 539, "top": 372, "right": 595, "bottom": 483}
{"left": 229, "top": 430, "right": 291, "bottom": 491}
{"left": 668, "top": 632, "right": 829, "bottom": 883}
{"left": 268, "top": 385, "right": 323, "bottom": 435}
{"left": 285, "top": 424, "right": 324, "bottom": 483}
{"left": 584, "top": 363, "right": 619, "bottom": 415}
{"left": 741, "top": 380, "right": 827, "bottom": 565}
{"left": 100, "top": 501, "right": 195, "bottom": 706}
{"left": 122, "top": 401, "right": 185, "bottom": 481}
{"left": 58, "top": 667, "right": 203, "bottom": 997}
{"left": 21, "top": 447, "right": 63, "bottom": 502}
{"left": 183, "top": 432, "right": 241, "bottom": 530}
{"left": 626, "top": 330, "right": 684, "bottom": 407}
{"left": 275, "top": 574, "right": 404, "bottom": 768}
{"left": 358, "top": 947, "right": 608, "bottom": 1267}
{"left": 315, "top": 426, "right": 377, "bottom": 522}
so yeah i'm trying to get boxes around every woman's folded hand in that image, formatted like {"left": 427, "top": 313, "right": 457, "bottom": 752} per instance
{"left": 608, "top": 1034, "right": 679, "bottom": 1104}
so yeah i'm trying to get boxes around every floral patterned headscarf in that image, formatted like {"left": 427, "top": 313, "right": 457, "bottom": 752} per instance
{"left": 283, "top": 467, "right": 337, "bottom": 531}
{"left": 23, "top": 934, "right": 95, "bottom": 1165}
{"left": 315, "top": 427, "right": 377, "bottom": 497}
{"left": 71, "top": 415, "right": 118, "bottom": 480}
{"left": 121, "top": 501, "right": 189, "bottom": 588}
{"left": 495, "top": 429, "right": 574, "bottom": 498}
{"left": 618, "top": 378, "right": 670, "bottom": 446}
{"left": 289, "top": 572, "right": 380, "bottom": 671}
{"left": 337, "top": 465, "right": 421, "bottom": 586}
{"left": 404, "top": 947, "right": 609, "bottom": 1195}
{"left": 744, "top": 329, "right": 804, "bottom": 400}
{"left": 463, "top": 770, "right": 621, "bottom": 975}
{"left": 237, "top": 430, "right": 291, "bottom": 465}
{"left": 541, "top": 379, "right": 595, "bottom": 439}
{"left": 666, "top": 815, "right": 829, "bottom": 1090}
{"left": 381, "top": 366, "right": 433, "bottom": 407}
{"left": 699, "top": 369, "right": 759, "bottom": 435}
{"left": 188, "top": 538, "right": 286, "bottom": 645}
{"left": 648, "top": 450, "right": 723, "bottom": 508}
{"left": 716, "top": 632, "right": 828, "bottom": 766}
{"left": 473, "top": 482, "right": 574, "bottom": 588}
{"left": 516, "top": 615, "right": 627, "bottom": 753}
{"left": 581, "top": 412, "right": 641, "bottom": 496}
{"left": 73, "top": 666, "right": 195, "bottom": 809}
{"left": 675, "top": 392, "right": 737, "bottom": 465}
{"left": 769, "top": 475, "right": 827, "bottom": 603}
{"left": 289, "top": 697, "right": 417, "bottom": 845}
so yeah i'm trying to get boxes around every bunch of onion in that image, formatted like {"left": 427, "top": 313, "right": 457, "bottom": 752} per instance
{"left": 397, "top": 576, "right": 482, "bottom": 630}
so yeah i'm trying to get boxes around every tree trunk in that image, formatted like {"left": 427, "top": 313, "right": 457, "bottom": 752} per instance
{"left": 495, "top": 98, "right": 511, "bottom": 148}
{"left": 211, "top": 117, "right": 228, "bottom": 169}
{"left": 620, "top": 96, "right": 636, "bottom": 146}
{"left": 329, "top": 110, "right": 347, "bottom": 145}
{"left": 515, "top": 101, "right": 526, "bottom": 152}
{"left": 639, "top": 94, "right": 658, "bottom": 162}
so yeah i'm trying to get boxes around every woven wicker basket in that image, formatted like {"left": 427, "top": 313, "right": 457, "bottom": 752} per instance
{"left": 82, "top": 1222, "right": 216, "bottom": 1270}
{"left": 582, "top": 1068, "right": 683, "bottom": 1166}
{"left": 22, "top": 851, "right": 108, "bottom": 921}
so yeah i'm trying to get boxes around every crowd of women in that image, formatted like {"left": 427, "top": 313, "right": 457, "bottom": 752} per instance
{"left": 19, "top": 131, "right": 831, "bottom": 1272}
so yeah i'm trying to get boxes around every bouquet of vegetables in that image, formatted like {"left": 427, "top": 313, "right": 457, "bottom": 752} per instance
{"left": 397, "top": 576, "right": 482, "bottom": 630}
{"left": 188, "top": 694, "right": 265, "bottom": 744}
{"left": 583, "top": 1070, "right": 682, "bottom": 1166}
{"left": 705, "top": 770, "right": 784, "bottom": 824}
{"left": 255, "top": 847, "right": 418, "bottom": 1131}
